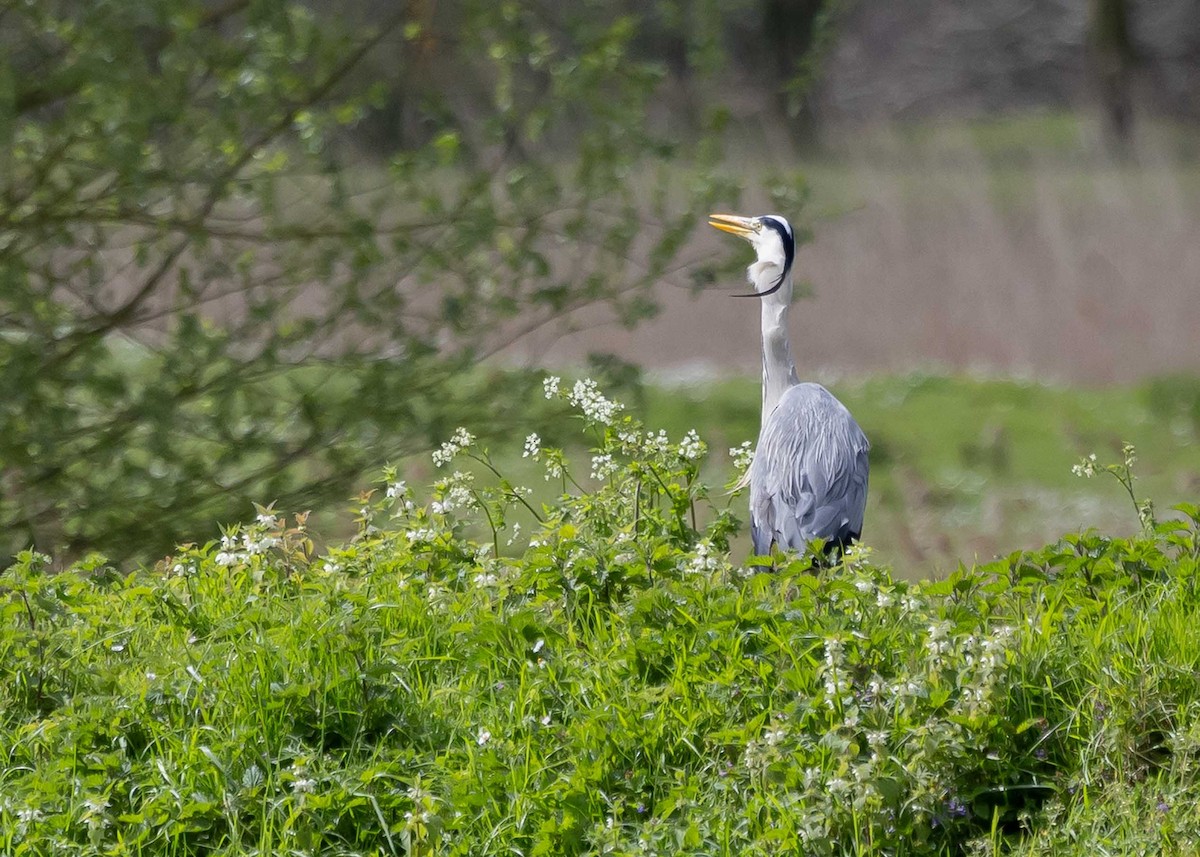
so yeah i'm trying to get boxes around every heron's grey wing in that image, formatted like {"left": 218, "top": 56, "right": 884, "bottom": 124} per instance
{"left": 749, "top": 383, "right": 870, "bottom": 553}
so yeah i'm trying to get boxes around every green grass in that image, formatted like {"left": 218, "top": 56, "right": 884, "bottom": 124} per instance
{"left": 3, "top": 390, "right": 1200, "bottom": 855}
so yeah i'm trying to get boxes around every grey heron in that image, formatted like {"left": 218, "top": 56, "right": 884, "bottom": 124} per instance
{"left": 708, "top": 213, "right": 869, "bottom": 556}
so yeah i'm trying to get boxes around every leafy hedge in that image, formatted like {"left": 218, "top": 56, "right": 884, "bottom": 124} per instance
{"left": 3, "top": 383, "right": 1200, "bottom": 855}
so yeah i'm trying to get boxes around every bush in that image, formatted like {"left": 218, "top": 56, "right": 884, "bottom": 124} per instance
{"left": 0, "top": 1, "right": 735, "bottom": 565}
{"left": 2, "top": 382, "right": 1200, "bottom": 855}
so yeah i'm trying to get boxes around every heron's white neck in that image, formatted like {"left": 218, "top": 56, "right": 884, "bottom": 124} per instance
{"left": 760, "top": 296, "right": 799, "bottom": 422}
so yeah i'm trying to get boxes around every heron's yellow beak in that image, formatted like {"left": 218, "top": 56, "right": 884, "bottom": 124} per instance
{"left": 707, "top": 213, "right": 758, "bottom": 238}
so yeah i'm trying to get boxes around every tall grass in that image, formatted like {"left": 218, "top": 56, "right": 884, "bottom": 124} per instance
{"left": 3, "top": 382, "right": 1199, "bottom": 855}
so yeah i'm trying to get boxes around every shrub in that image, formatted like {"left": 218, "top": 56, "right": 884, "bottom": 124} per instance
{"left": 2, "top": 383, "right": 1199, "bottom": 855}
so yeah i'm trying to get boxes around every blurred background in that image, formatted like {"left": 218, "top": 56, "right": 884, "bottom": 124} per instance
{"left": 2, "top": 0, "right": 1197, "bottom": 575}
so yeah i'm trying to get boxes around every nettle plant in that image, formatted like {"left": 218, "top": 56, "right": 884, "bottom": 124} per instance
{"left": 348, "top": 375, "right": 742, "bottom": 599}
{"left": 181, "top": 380, "right": 1052, "bottom": 849}
{"left": 6, "top": 385, "right": 1199, "bottom": 856}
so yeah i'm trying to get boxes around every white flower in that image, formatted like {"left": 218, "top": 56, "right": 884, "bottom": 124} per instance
{"left": 523, "top": 433, "right": 541, "bottom": 459}
{"left": 729, "top": 440, "right": 754, "bottom": 471}
{"left": 679, "top": 429, "right": 706, "bottom": 460}
{"left": 644, "top": 430, "right": 670, "bottom": 455}
{"left": 1072, "top": 453, "right": 1098, "bottom": 478}
{"left": 433, "top": 427, "right": 475, "bottom": 467}
{"left": 433, "top": 471, "right": 476, "bottom": 513}
{"left": 566, "top": 378, "right": 623, "bottom": 425}
{"left": 476, "top": 728, "right": 492, "bottom": 746}
{"left": 386, "top": 481, "right": 408, "bottom": 499}
{"left": 256, "top": 512, "right": 280, "bottom": 528}
{"left": 687, "top": 539, "right": 720, "bottom": 574}
{"left": 590, "top": 453, "right": 617, "bottom": 480}
{"left": 543, "top": 376, "right": 561, "bottom": 398}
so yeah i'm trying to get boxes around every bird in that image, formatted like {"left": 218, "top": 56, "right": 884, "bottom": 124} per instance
{"left": 707, "top": 213, "right": 869, "bottom": 556}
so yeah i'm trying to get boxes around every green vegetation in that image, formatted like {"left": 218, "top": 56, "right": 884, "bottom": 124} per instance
{"left": 0, "top": 0, "right": 731, "bottom": 563}
{"left": 633, "top": 372, "right": 1200, "bottom": 577}
{"left": 3, "top": 385, "right": 1200, "bottom": 855}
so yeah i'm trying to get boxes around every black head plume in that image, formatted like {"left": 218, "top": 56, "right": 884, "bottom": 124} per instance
{"left": 732, "top": 215, "right": 795, "bottom": 298}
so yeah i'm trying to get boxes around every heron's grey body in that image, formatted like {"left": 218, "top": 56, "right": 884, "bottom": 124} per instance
{"left": 749, "top": 382, "right": 869, "bottom": 554}
{"left": 708, "top": 212, "right": 869, "bottom": 555}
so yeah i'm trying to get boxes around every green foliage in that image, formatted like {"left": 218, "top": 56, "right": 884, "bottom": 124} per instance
{"left": 3, "top": 386, "right": 1199, "bottom": 855}
{"left": 0, "top": 0, "right": 735, "bottom": 564}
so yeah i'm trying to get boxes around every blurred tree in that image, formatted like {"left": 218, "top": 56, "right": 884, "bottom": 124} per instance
{"left": 0, "top": 0, "right": 733, "bottom": 564}
{"left": 1089, "top": 0, "right": 1136, "bottom": 150}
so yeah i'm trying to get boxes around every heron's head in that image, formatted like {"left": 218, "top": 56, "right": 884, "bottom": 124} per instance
{"left": 707, "top": 213, "right": 795, "bottom": 300}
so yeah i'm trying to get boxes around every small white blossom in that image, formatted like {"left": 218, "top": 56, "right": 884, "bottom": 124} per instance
{"left": 590, "top": 453, "right": 618, "bottom": 480}
{"left": 476, "top": 728, "right": 492, "bottom": 746}
{"left": 523, "top": 433, "right": 541, "bottom": 459}
{"left": 386, "top": 481, "right": 409, "bottom": 500}
{"left": 567, "top": 378, "right": 623, "bottom": 425}
{"left": 432, "top": 427, "right": 475, "bottom": 467}
{"left": 644, "top": 429, "right": 670, "bottom": 455}
{"left": 543, "top": 376, "right": 561, "bottom": 398}
{"left": 687, "top": 539, "right": 720, "bottom": 574}
{"left": 1072, "top": 453, "right": 1098, "bottom": 478}
{"left": 433, "top": 471, "right": 476, "bottom": 514}
{"left": 729, "top": 440, "right": 755, "bottom": 471}
{"left": 255, "top": 512, "right": 280, "bottom": 528}
{"left": 679, "top": 429, "right": 706, "bottom": 460}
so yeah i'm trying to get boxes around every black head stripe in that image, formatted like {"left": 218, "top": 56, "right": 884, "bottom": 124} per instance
{"left": 760, "top": 216, "right": 795, "bottom": 279}
{"left": 730, "top": 214, "right": 796, "bottom": 298}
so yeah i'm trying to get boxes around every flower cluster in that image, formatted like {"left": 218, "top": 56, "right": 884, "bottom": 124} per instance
{"left": 590, "top": 453, "right": 618, "bottom": 480}
{"left": 686, "top": 539, "right": 721, "bottom": 574}
{"left": 385, "top": 480, "right": 416, "bottom": 514}
{"left": 214, "top": 529, "right": 280, "bottom": 567}
{"left": 679, "top": 429, "right": 706, "bottom": 461}
{"left": 953, "top": 625, "right": 1016, "bottom": 714}
{"left": 431, "top": 471, "right": 476, "bottom": 514}
{"left": 1071, "top": 453, "right": 1098, "bottom": 478}
{"left": 729, "top": 440, "right": 754, "bottom": 471}
{"left": 523, "top": 433, "right": 541, "bottom": 459}
{"left": 432, "top": 427, "right": 475, "bottom": 467}
{"left": 820, "top": 636, "right": 853, "bottom": 711}
{"left": 566, "top": 378, "right": 623, "bottom": 425}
